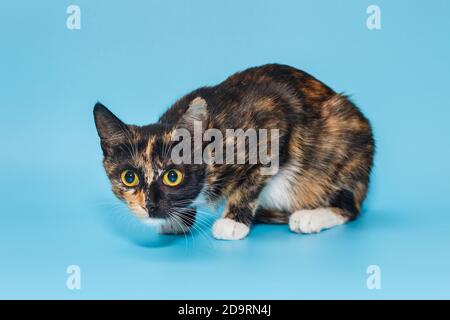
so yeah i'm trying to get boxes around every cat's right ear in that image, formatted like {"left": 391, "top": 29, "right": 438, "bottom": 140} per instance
{"left": 177, "top": 97, "right": 208, "bottom": 133}
{"left": 93, "top": 102, "right": 128, "bottom": 156}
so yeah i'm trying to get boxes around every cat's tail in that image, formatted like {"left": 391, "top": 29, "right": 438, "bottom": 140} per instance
{"left": 254, "top": 207, "right": 289, "bottom": 224}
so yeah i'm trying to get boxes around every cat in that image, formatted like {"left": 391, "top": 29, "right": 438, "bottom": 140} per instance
{"left": 93, "top": 64, "right": 374, "bottom": 240}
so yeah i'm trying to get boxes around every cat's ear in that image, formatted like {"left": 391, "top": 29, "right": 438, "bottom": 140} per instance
{"left": 93, "top": 102, "right": 128, "bottom": 156}
{"left": 179, "top": 97, "right": 208, "bottom": 131}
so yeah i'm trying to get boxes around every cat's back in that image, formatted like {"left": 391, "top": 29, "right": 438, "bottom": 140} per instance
{"left": 160, "top": 64, "right": 332, "bottom": 123}
{"left": 222, "top": 64, "right": 334, "bottom": 98}
{"left": 210, "top": 64, "right": 335, "bottom": 111}
{"left": 161, "top": 64, "right": 370, "bottom": 138}
{"left": 218, "top": 64, "right": 372, "bottom": 134}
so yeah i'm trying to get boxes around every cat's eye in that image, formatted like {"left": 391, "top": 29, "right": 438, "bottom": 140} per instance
{"left": 162, "top": 169, "right": 183, "bottom": 187}
{"left": 120, "top": 170, "right": 139, "bottom": 187}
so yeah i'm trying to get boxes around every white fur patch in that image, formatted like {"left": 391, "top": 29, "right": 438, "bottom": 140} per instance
{"left": 212, "top": 218, "right": 249, "bottom": 240}
{"left": 140, "top": 217, "right": 165, "bottom": 226}
{"left": 258, "top": 163, "right": 298, "bottom": 212}
{"left": 289, "top": 208, "right": 348, "bottom": 234}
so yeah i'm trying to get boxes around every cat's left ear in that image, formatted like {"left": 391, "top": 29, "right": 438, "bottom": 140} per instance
{"left": 93, "top": 102, "right": 129, "bottom": 156}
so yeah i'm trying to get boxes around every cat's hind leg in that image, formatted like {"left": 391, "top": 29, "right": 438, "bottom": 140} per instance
{"left": 289, "top": 186, "right": 364, "bottom": 234}
{"left": 289, "top": 208, "right": 348, "bottom": 234}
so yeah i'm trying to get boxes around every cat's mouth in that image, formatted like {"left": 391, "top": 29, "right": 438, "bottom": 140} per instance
{"left": 140, "top": 217, "right": 166, "bottom": 226}
{"left": 129, "top": 204, "right": 167, "bottom": 223}
{"left": 130, "top": 202, "right": 177, "bottom": 222}
{"left": 129, "top": 202, "right": 191, "bottom": 229}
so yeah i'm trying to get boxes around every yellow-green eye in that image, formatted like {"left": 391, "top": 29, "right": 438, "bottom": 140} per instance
{"left": 162, "top": 169, "right": 183, "bottom": 187}
{"left": 120, "top": 170, "right": 139, "bottom": 187}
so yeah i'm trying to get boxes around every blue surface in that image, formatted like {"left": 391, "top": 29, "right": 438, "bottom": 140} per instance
{"left": 1, "top": 0, "right": 449, "bottom": 299}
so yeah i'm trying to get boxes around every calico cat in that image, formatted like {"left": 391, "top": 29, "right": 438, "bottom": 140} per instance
{"left": 94, "top": 64, "right": 374, "bottom": 240}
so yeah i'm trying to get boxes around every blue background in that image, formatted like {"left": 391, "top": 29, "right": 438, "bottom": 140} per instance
{"left": 1, "top": 0, "right": 449, "bottom": 299}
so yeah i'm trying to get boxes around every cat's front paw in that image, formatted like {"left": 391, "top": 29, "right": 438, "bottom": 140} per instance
{"left": 212, "top": 218, "right": 250, "bottom": 240}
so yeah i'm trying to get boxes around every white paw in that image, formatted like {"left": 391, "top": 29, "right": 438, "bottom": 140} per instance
{"left": 212, "top": 218, "right": 250, "bottom": 240}
{"left": 289, "top": 208, "right": 347, "bottom": 234}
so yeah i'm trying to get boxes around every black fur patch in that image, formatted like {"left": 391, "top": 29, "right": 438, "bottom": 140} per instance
{"left": 330, "top": 189, "right": 359, "bottom": 218}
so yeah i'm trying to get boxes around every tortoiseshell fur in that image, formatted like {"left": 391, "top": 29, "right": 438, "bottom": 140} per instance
{"left": 94, "top": 64, "right": 374, "bottom": 240}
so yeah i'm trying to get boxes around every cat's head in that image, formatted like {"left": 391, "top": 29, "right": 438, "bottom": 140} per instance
{"left": 93, "top": 99, "right": 207, "bottom": 226}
